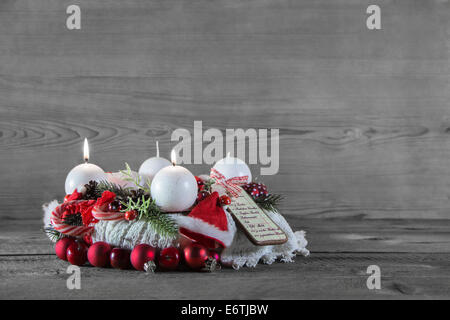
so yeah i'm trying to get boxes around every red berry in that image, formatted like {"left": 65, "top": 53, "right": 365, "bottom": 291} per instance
{"left": 88, "top": 242, "right": 112, "bottom": 268}
{"left": 158, "top": 247, "right": 180, "bottom": 270}
{"left": 66, "top": 241, "right": 88, "bottom": 266}
{"left": 55, "top": 237, "right": 76, "bottom": 261}
{"left": 110, "top": 248, "right": 131, "bottom": 270}
{"left": 183, "top": 243, "right": 209, "bottom": 269}
{"left": 125, "top": 210, "right": 137, "bottom": 221}
{"left": 130, "top": 244, "right": 156, "bottom": 271}
{"left": 219, "top": 195, "right": 231, "bottom": 206}
{"left": 108, "top": 201, "right": 122, "bottom": 212}
{"left": 243, "top": 182, "right": 268, "bottom": 199}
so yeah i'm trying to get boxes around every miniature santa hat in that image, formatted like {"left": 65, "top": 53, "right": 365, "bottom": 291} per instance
{"left": 177, "top": 192, "right": 236, "bottom": 249}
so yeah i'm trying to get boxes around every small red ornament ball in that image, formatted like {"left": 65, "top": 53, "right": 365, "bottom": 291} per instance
{"left": 110, "top": 248, "right": 132, "bottom": 270}
{"left": 88, "top": 242, "right": 112, "bottom": 268}
{"left": 130, "top": 244, "right": 156, "bottom": 271}
{"left": 219, "top": 195, "right": 231, "bottom": 206}
{"left": 125, "top": 210, "right": 137, "bottom": 221}
{"left": 183, "top": 243, "right": 209, "bottom": 269}
{"left": 55, "top": 237, "right": 76, "bottom": 261}
{"left": 158, "top": 247, "right": 180, "bottom": 270}
{"left": 66, "top": 241, "right": 89, "bottom": 266}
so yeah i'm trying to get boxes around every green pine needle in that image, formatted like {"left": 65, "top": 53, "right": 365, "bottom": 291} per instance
{"left": 121, "top": 195, "right": 178, "bottom": 239}
{"left": 254, "top": 194, "right": 284, "bottom": 212}
{"left": 44, "top": 225, "right": 65, "bottom": 241}
{"left": 119, "top": 162, "right": 151, "bottom": 194}
{"left": 96, "top": 180, "right": 133, "bottom": 200}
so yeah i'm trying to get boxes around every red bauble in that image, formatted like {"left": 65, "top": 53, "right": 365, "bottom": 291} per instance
{"left": 66, "top": 241, "right": 88, "bottom": 266}
{"left": 130, "top": 244, "right": 156, "bottom": 271}
{"left": 110, "top": 248, "right": 131, "bottom": 269}
{"left": 55, "top": 237, "right": 76, "bottom": 261}
{"left": 183, "top": 243, "right": 209, "bottom": 269}
{"left": 88, "top": 242, "right": 112, "bottom": 268}
{"left": 219, "top": 195, "right": 231, "bottom": 206}
{"left": 158, "top": 247, "right": 180, "bottom": 270}
{"left": 125, "top": 210, "right": 137, "bottom": 221}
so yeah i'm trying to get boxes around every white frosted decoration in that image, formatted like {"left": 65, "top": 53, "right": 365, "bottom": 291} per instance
{"left": 212, "top": 155, "right": 252, "bottom": 183}
{"left": 65, "top": 163, "right": 107, "bottom": 194}
{"left": 151, "top": 165, "right": 198, "bottom": 212}
{"left": 107, "top": 171, "right": 140, "bottom": 189}
{"left": 138, "top": 157, "right": 171, "bottom": 185}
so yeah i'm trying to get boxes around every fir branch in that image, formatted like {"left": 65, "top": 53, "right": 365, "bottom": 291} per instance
{"left": 96, "top": 180, "right": 133, "bottom": 200}
{"left": 44, "top": 225, "right": 65, "bottom": 241}
{"left": 254, "top": 194, "right": 284, "bottom": 212}
{"left": 120, "top": 163, "right": 151, "bottom": 194}
{"left": 121, "top": 195, "right": 178, "bottom": 239}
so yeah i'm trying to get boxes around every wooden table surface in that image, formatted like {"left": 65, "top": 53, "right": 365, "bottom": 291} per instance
{"left": 1, "top": 215, "right": 449, "bottom": 300}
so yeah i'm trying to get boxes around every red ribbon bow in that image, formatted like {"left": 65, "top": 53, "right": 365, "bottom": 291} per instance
{"left": 210, "top": 168, "right": 248, "bottom": 198}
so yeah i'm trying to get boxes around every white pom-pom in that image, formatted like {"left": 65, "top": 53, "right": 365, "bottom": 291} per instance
{"left": 42, "top": 200, "right": 60, "bottom": 242}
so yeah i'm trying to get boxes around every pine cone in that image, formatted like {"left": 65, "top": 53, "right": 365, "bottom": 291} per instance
{"left": 83, "top": 180, "right": 100, "bottom": 200}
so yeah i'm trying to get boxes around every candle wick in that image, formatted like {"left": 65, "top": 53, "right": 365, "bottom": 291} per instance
{"left": 156, "top": 141, "right": 160, "bottom": 158}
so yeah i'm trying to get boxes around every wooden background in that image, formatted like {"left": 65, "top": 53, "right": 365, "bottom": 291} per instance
{"left": 1, "top": 0, "right": 450, "bottom": 221}
{"left": 1, "top": 0, "right": 450, "bottom": 299}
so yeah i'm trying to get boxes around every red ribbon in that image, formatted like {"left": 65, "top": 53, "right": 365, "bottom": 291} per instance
{"left": 210, "top": 168, "right": 248, "bottom": 198}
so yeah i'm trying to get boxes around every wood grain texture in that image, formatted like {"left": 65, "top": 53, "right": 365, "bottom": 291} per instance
{"left": 1, "top": 0, "right": 450, "bottom": 221}
{"left": 1, "top": 219, "right": 450, "bottom": 299}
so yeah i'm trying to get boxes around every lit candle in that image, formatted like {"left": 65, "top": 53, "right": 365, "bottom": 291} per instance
{"left": 64, "top": 138, "right": 107, "bottom": 194}
{"left": 212, "top": 152, "right": 252, "bottom": 183}
{"left": 138, "top": 141, "right": 171, "bottom": 185}
{"left": 150, "top": 150, "right": 197, "bottom": 212}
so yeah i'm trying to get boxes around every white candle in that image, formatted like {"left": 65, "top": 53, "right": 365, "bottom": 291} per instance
{"left": 212, "top": 152, "right": 252, "bottom": 183}
{"left": 151, "top": 150, "right": 197, "bottom": 212}
{"left": 138, "top": 141, "right": 171, "bottom": 185}
{"left": 64, "top": 138, "right": 107, "bottom": 194}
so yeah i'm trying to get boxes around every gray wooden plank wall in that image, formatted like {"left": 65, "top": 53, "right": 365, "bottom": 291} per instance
{"left": 0, "top": 0, "right": 449, "bottom": 221}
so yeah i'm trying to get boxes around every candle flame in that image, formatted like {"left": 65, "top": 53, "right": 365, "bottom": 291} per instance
{"left": 83, "top": 138, "right": 89, "bottom": 162}
{"left": 171, "top": 149, "right": 176, "bottom": 166}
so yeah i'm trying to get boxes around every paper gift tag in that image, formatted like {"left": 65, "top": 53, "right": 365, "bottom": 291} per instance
{"left": 226, "top": 186, "right": 288, "bottom": 246}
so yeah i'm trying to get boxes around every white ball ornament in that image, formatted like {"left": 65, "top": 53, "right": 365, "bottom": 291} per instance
{"left": 138, "top": 141, "right": 171, "bottom": 185}
{"left": 150, "top": 150, "right": 198, "bottom": 212}
{"left": 139, "top": 157, "right": 171, "bottom": 185}
{"left": 212, "top": 153, "right": 252, "bottom": 183}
